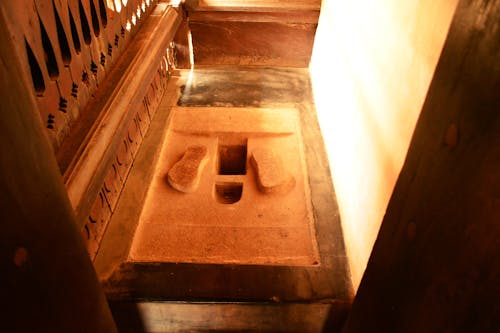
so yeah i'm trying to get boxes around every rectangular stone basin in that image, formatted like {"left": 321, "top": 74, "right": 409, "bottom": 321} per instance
{"left": 129, "top": 106, "right": 320, "bottom": 266}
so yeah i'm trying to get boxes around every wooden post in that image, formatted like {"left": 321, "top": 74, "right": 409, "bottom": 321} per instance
{"left": 0, "top": 8, "right": 118, "bottom": 333}
{"left": 344, "top": 0, "right": 500, "bottom": 332}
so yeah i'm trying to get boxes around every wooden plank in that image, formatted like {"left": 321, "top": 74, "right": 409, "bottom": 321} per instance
{"left": 190, "top": 20, "right": 317, "bottom": 67}
{"left": 187, "top": 0, "right": 321, "bottom": 12}
{"left": 344, "top": 1, "right": 500, "bottom": 332}
{"left": 0, "top": 7, "right": 117, "bottom": 332}
{"left": 189, "top": 10, "right": 320, "bottom": 23}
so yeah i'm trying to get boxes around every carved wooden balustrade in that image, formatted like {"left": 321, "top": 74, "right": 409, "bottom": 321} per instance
{"left": 1, "top": 0, "right": 182, "bottom": 259}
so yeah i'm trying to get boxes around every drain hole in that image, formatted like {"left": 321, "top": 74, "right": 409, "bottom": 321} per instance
{"left": 215, "top": 183, "right": 243, "bottom": 204}
{"left": 218, "top": 141, "right": 247, "bottom": 175}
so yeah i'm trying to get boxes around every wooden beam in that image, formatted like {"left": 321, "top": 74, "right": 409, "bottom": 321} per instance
{"left": 189, "top": 10, "right": 320, "bottom": 24}
{"left": 186, "top": 0, "right": 321, "bottom": 12}
{"left": 0, "top": 5, "right": 117, "bottom": 332}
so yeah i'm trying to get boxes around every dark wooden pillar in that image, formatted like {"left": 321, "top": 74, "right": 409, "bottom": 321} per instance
{"left": 343, "top": 1, "right": 500, "bottom": 332}
{"left": 0, "top": 10, "right": 118, "bottom": 333}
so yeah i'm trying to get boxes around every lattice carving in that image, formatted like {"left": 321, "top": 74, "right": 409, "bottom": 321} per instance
{"left": 2, "top": 0, "right": 160, "bottom": 152}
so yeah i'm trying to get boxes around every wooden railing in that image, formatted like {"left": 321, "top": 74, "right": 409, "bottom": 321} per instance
{"left": 0, "top": 0, "right": 181, "bottom": 259}
{"left": 65, "top": 4, "right": 181, "bottom": 258}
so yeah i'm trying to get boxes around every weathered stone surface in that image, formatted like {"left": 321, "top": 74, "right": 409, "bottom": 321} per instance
{"left": 167, "top": 145, "right": 209, "bottom": 193}
{"left": 130, "top": 105, "right": 319, "bottom": 266}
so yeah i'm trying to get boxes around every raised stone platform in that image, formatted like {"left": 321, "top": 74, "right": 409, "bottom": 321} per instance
{"left": 94, "top": 67, "right": 352, "bottom": 332}
{"left": 129, "top": 106, "right": 319, "bottom": 266}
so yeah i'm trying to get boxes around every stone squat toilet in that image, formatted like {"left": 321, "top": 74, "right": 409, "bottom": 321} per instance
{"left": 129, "top": 106, "right": 320, "bottom": 266}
